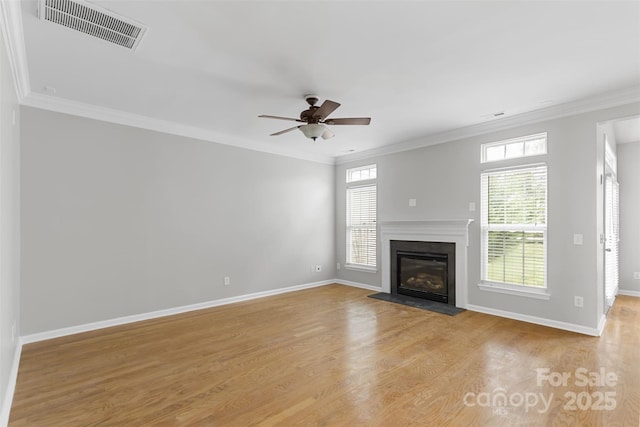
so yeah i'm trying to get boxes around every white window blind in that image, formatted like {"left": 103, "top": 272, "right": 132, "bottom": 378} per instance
{"left": 481, "top": 164, "right": 547, "bottom": 287}
{"left": 346, "top": 185, "right": 377, "bottom": 268}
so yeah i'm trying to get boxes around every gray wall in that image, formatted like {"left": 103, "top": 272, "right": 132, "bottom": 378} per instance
{"left": 336, "top": 103, "right": 640, "bottom": 329}
{"left": 0, "top": 25, "right": 21, "bottom": 416}
{"left": 618, "top": 141, "right": 640, "bottom": 294}
{"left": 21, "top": 107, "right": 335, "bottom": 335}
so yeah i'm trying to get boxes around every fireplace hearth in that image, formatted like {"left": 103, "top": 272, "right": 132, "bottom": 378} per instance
{"left": 391, "top": 240, "right": 456, "bottom": 305}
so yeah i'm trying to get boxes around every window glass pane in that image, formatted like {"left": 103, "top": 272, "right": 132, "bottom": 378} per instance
{"left": 481, "top": 163, "right": 547, "bottom": 288}
{"left": 347, "top": 165, "right": 377, "bottom": 183}
{"left": 505, "top": 142, "right": 524, "bottom": 158}
{"left": 486, "top": 231, "right": 545, "bottom": 287}
{"left": 524, "top": 137, "right": 546, "bottom": 156}
{"left": 347, "top": 184, "right": 377, "bottom": 267}
{"left": 348, "top": 227, "right": 376, "bottom": 266}
{"left": 485, "top": 145, "right": 504, "bottom": 162}
{"left": 486, "top": 166, "right": 547, "bottom": 225}
{"left": 482, "top": 133, "right": 547, "bottom": 163}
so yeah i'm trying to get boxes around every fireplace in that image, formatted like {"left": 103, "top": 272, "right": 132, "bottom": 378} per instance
{"left": 391, "top": 240, "right": 456, "bottom": 305}
{"left": 380, "top": 220, "right": 472, "bottom": 308}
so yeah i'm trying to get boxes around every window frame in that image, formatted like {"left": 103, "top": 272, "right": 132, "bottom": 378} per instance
{"left": 481, "top": 132, "right": 547, "bottom": 164}
{"left": 479, "top": 145, "right": 550, "bottom": 299}
{"left": 345, "top": 165, "right": 377, "bottom": 272}
{"left": 346, "top": 164, "right": 377, "bottom": 183}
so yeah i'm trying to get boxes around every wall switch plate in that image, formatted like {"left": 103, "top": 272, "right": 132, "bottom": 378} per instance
{"left": 634, "top": 272, "right": 640, "bottom": 280}
{"left": 573, "top": 234, "right": 583, "bottom": 245}
{"left": 408, "top": 198, "right": 417, "bottom": 207}
{"left": 574, "top": 296, "right": 584, "bottom": 308}
{"left": 469, "top": 202, "right": 476, "bottom": 212}
{"left": 224, "top": 276, "right": 230, "bottom": 286}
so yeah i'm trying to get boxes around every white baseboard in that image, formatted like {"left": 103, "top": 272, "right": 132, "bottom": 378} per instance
{"left": 334, "top": 279, "right": 381, "bottom": 292}
{"left": 10, "top": 278, "right": 615, "bottom": 424}
{"left": 21, "top": 279, "right": 334, "bottom": 345}
{"left": 618, "top": 289, "right": 640, "bottom": 298}
{"left": 0, "top": 338, "right": 22, "bottom": 427}
{"left": 597, "top": 314, "right": 607, "bottom": 336}
{"left": 466, "top": 304, "right": 602, "bottom": 336}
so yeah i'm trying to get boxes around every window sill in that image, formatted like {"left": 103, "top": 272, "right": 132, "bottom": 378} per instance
{"left": 344, "top": 264, "right": 378, "bottom": 274}
{"left": 478, "top": 282, "right": 551, "bottom": 300}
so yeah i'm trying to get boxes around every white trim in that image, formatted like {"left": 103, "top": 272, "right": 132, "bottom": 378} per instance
{"left": 20, "top": 93, "right": 335, "bottom": 165}
{"left": 346, "top": 164, "right": 377, "bottom": 183}
{"left": 2, "top": 0, "right": 638, "bottom": 166}
{"left": 21, "top": 280, "right": 333, "bottom": 344}
{"left": 481, "top": 132, "right": 547, "bottom": 163}
{"left": 336, "top": 86, "right": 640, "bottom": 164}
{"left": 379, "top": 219, "right": 473, "bottom": 309}
{"left": 335, "top": 279, "right": 381, "bottom": 292}
{"left": 0, "top": 338, "right": 22, "bottom": 427}
{"left": 18, "top": 278, "right": 381, "bottom": 345}
{"left": 467, "top": 304, "right": 602, "bottom": 336}
{"left": 478, "top": 282, "right": 551, "bottom": 300}
{"left": 618, "top": 289, "right": 640, "bottom": 298}
{"left": 597, "top": 314, "right": 607, "bottom": 336}
{"left": 0, "top": 0, "right": 29, "bottom": 101}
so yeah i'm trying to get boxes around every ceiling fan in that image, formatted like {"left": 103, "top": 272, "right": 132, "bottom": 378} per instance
{"left": 259, "top": 95, "right": 371, "bottom": 141}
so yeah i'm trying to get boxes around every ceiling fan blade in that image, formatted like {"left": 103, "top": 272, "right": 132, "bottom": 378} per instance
{"left": 312, "top": 100, "right": 341, "bottom": 120}
{"left": 324, "top": 117, "right": 371, "bottom": 125}
{"left": 259, "top": 115, "right": 303, "bottom": 122}
{"left": 270, "top": 126, "right": 301, "bottom": 136}
{"left": 321, "top": 128, "right": 335, "bottom": 140}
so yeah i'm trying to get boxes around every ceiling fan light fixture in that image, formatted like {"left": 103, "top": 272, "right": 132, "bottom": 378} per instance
{"left": 299, "top": 123, "right": 326, "bottom": 140}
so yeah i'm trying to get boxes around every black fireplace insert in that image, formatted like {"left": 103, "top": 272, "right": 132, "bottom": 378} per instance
{"left": 391, "top": 240, "right": 455, "bottom": 305}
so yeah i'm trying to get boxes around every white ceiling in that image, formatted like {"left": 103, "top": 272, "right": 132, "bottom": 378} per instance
{"left": 9, "top": 0, "right": 640, "bottom": 162}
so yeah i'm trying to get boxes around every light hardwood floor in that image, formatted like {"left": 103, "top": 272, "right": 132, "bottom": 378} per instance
{"left": 9, "top": 285, "right": 640, "bottom": 426}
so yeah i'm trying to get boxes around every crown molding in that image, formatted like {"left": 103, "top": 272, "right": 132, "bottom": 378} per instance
{"left": 5, "top": 0, "right": 639, "bottom": 167}
{"left": 336, "top": 86, "right": 640, "bottom": 165}
{"left": 0, "top": 0, "right": 30, "bottom": 100}
{"left": 21, "top": 92, "right": 336, "bottom": 165}
{"left": 2, "top": 0, "right": 333, "bottom": 165}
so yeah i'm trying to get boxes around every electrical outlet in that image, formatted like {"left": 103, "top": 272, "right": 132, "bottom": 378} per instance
{"left": 633, "top": 272, "right": 640, "bottom": 280}
{"left": 574, "top": 296, "right": 584, "bottom": 308}
{"left": 224, "top": 276, "right": 230, "bottom": 286}
{"left": 315, "top": 265, "right": 322, "bottom": 272}
{"left": 573, "top": 234, "right": 583, "bottom": 245}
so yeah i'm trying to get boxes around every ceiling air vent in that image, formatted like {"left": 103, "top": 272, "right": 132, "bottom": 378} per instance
{"left": 38, "top": 0, "right": 147, "bottom": 50}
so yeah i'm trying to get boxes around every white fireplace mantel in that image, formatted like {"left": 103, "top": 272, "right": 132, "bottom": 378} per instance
{"left": 380, "top": 219, "right": 473, "bottom": 308}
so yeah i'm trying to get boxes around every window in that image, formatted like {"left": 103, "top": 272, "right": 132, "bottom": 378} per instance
{"left": 347, "top": 164, "right": 377, "bottom": 183}
{"left": 482, "top": 133, "right": 547, "bottom": 163}
{"left": 346, "top": 165, "right": 377, "bottom": 269}
{"left": 481, "top": 164, "right": 547, "bottom": 288}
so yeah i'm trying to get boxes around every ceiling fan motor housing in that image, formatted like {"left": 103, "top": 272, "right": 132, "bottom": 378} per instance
{"left": 301, "top": 95, "right": 320, "bottom": 123}
{"left": 300, "top": 108, "right": 320, "bottom": 123}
